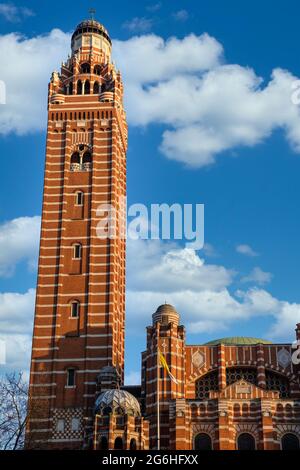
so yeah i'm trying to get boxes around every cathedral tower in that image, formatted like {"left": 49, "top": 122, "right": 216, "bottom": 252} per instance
{"left": 26, "top": 18, "right": 127, "bottom": 449}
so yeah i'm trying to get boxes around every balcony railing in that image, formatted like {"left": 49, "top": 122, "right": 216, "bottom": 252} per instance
{"left": 70, "top": 162, "right": 92, "bottom": 172}
{"left": 99, "top": 91, "right": 113, "bottom": 102}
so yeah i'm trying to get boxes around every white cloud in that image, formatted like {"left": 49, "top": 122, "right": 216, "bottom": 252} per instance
{"left": 0, "top": 3, "right": 34, "bottom": 22}
{"left": 122, "top": 17, "right": 153, "bottom": 33}
{"left": 0, "top": 216, "right": 41, "bottom": 276}
{"left": 236, "top": 244, "right": 259, "bottom": 257}
{"left": 125, "top": 370, "right": 141, "bottom": 385}
{"left": 0, "top": 29, "right": 70, "bottom": 135}
{"left": 146, "top": 3, "right": 161, "bottom": 12}
{"left": 241, "top": 267, "right": 272, "bottom": 285}
{"left": 172, "top": 10, "right": 189, "bottom": 22}
{"left": 1, "top": 29, "right": 300, "bottom": 167}
{"left": 114, "top": 36, "right": 300, "bottom": 167}
{"left": 0, "top": 288, "right": 35, "bottom": 374}
{"left": 203, "top": 243, "right": 218, "bottom": 258}
{"left": 127, "top": 239, "right": 234, "bottom": 293}
{"left": 126, "top": 239, "right": 300, "bottom": 342}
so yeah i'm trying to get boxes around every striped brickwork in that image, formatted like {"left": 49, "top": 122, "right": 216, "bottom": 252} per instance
{"left": 26, "top": 20, "right": 127, "bottom": 449}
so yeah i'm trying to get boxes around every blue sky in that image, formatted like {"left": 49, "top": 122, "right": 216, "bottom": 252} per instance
{"left": 0, "top": 0, "right": 300, "bottom": 384}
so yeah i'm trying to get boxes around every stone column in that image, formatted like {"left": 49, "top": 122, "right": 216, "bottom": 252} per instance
{"left": 257, "top": 344, "right": 266, "bottom": 389}
{"left": 218, "top": 344, "right": 227, "bottom": 390}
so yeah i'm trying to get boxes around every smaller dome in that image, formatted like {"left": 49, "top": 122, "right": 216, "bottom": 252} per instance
{"left": 95, "top": 389, "right": 141, "bottom": 417}
{"left": 152, "top": 303, "right": 180, "bottom": 326}
{"left": 204, "top": 336, "right": 272, "bottom": 346}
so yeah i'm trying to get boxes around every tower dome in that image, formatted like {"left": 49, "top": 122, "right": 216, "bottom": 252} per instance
{"left": 71, "top": 18, "right": 112, "bottom": 59}
{"left": 152, "top": 303, "right": 180, "bottom": 326}
{"left": 94, "top": 389, "right": 141, "bottom": 417}
{"left": 71, "top": 19, "right": 111, "bottom": 45}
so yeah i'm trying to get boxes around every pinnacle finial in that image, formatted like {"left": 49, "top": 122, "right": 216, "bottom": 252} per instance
{"left": 89, "top": 8, "right": 96, "bottom": 20}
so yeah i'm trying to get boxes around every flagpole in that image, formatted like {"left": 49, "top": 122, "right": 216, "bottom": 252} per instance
{"left": 157, "top": 343, "right": 160, "bottom": 451}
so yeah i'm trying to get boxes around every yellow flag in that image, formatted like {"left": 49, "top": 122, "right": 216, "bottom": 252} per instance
{"left": 159, "top": 350, "right": 179, "bottom": 384}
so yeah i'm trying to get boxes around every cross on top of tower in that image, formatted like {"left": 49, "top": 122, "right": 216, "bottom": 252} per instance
{"left": 89, "top": 8, "right": 96, "bottom": 20}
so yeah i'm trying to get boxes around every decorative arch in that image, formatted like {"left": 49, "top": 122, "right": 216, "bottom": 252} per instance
{"left": 195, "top": 370, "right": 218, "bottom": 399}
{"left": 265, "top": 369, "right": 290, "bottom": 398}
{"left": 80, "top": 62, "right": 90, "bottom": 74}
{"left": 276, "top": 424, "right": 300, "bottom": 443}
{"left": 192, "top": 424, "right": 215, "bottom": 448}
{"left": 234, "top": 424, "right": 260, "bottom": 447}
{"left": 226, "top": 367, "right": 257, "bottom": 386}
{"left": 237, "top": 433, "right": 256, "bottom": 450}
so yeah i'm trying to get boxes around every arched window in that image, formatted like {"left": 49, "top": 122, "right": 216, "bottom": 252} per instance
{"left": 266, "top": 370, "right": 290, "bottom": 398}
{"left": 130, "top": 438, "right": 137, "bottom": 451}
{"left": 71, "top": 153, "right": 80, "bottom": 164}
{"left": 69, "top": 82, "right": 73, "bottom": 95}
{"left": 84, "top": 80, "right": 90, "bottom": 95}
{"left": 82, "top": 152, "right": 92, "bottom": 170}
{"left": 281, "top": 433, "right": 300, "bottom": 450}
{"left": 103, "top": 406, "right": 112, "bottom": 415}
{"left": 195, "top": 371, "right": 218, "bottom": 399}
{"left": 67, "top": 368, "right": 75, "bottom": 387}
{"left": 77, "top": 80, "right": 82, "bottom": 95}
{"left": 237, "top": 433, "right": 256, "bottom": 450}
{"left": 75, "top": 191, "right": 84, "bottom": 206}
{"left": 99, "top": 436, "right": 108, "bottom": 450}
{"left": 114, "top": 437, "right": 123, "bottom": 450}
{"left": 194, "top": 433, "right": 212, "bottom": 450}
{"left": 73, "top": 243, "right": 81, "bottom": 260}
{"left": 70, "top": 152, "right": 80, "bottom": 171}
{"left": 70, "top": 301, "right": 80, "bottom": 318}
{"left": 93, "top": 81, "right": 100, "bottom": 94}
{"left": 94, "top": 65, "right": 101, "bottom": 75}
{"left": 81, "top": 63, "right": 90, "bottom": 74}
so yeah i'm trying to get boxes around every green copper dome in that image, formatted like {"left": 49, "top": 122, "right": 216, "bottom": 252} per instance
{"left": 204, "top": 336, "right": 272, "bottom": 346}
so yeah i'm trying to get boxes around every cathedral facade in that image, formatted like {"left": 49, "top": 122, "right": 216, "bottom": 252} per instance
{"left": 26, "top": 18, "right": 300, "bottom": 451}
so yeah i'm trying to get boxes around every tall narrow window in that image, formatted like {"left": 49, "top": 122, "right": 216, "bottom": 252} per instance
{"left": 73, "top": 243, "right": 81, "bottom": 259}
{"left": 71, "top": 418, "right": 80, "bottom": 432}
{"left": 93, "top": 81, "right": 100, "bottom": 94}
{"left": 80, "top": 63, "right": 90, "bottom": 74}
{"left": 75, "top": 191, "right": 84, "bottom": 206}
{"left": 84, "top": 80, "right": 90, "bottom": 95}
{"left": 56, "top": 419, "right": 65, "bottom": 432}
{"left": 67, "top": 368, "right": 75, "bottom": 387}
{"left": 71, "top": 301, "right": 80, "bottom": 318}
{"left": 94, "top": 65, "right": 101, "bottom": 75}
{"left": 77, "top": 80, "right": 82, "bottom": 95}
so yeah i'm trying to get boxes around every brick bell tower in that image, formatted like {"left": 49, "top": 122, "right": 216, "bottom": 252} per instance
{"left": 26, "top": 18, "right": 127, "bottom": 449}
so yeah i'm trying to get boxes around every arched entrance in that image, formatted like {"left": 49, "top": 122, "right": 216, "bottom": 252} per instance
{"left": 237, "top": 433, "right": 256, "bottom": 450}
{"left": 194, "top": 433, "right": 212, "bottom": 450}
{"left": 130, "top": 438, "right": 137, "bottom": 450}
{"left": 114, "top": 437, "right": 123, "bottom": 450}
{"left": 281, "top": 433, "right": 300, "bottom": 450}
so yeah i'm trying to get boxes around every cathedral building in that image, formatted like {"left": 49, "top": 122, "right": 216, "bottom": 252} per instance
{"left": 26, "top": 17, "right": 300, "bottom": 451}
